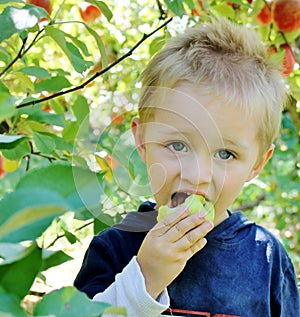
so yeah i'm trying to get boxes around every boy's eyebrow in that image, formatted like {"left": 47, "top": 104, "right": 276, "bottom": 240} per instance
{"left": 222, "top": 138, "right": 249, "bottom": 150}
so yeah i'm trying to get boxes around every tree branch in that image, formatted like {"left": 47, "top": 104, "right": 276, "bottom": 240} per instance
{"left": 17, "top": 17, "right": 173, "bottom": 109}
{"left": 232, "top": 194, "right": 265, "bottom": 212}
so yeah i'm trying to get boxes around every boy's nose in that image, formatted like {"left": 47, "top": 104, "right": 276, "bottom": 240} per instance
{"left": 180, "top": 153, "right": 212, "bottom": 186}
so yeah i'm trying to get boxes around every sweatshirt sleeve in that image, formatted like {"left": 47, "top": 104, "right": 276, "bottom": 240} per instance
{"left": 93, "top": 256, "right": 170, "bottom": 317}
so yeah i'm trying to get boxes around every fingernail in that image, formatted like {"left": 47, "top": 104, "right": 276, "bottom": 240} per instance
{"left": 197, "top": 212, "right": 206, "bottom": 218}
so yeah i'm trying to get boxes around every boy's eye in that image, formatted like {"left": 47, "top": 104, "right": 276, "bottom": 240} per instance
{"left": 168, "top": 141, "right": 188, "bottom": 152}
{"left": 215, "top": 149, "right": 234, "bottom": 160}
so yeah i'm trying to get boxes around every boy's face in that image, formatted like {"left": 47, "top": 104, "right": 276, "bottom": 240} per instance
{"left": 133, "top": 82, "right": 273, "bottom": 224}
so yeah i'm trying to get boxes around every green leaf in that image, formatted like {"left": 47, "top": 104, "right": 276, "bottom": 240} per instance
{"left": 62, "top": 121, "right": 80, "bottom": 142}
{"left": 17, "top": 104, "right": 66, "bottom": 127}
{"left": 0, "top": 135, "right": 28, "bottom": 150}
{"left": 149, "top": 36, "right": 166, "bottom": 56}
{"left": 15, "top": 164, "right": 105, "bottom": 219}
{"left": 0, "top": 188, "right": 69, "bottom": 242}
{"left": 33, "top": 130, "right": 56, "bottom": 153}
{"left": 33, "top": 131, "right": 73, "bottom": 153}
{"left": 17, "top": 66, "right": 51, "bottom": 79}
{"left": 41, "top": 249, "right": 73, "bottom": 271}
{"left": 63, "top": 229, "right": 77, "bottom": 244}
{"left": 0, "top": 47, "right": 12, "bottom": 65}
{"left": 164, "top": 0, "right": 185, "bottom": 17}
{"left": 1, "top": 139, "right": 30, "bottom": 160}
{"left": 0, "top": 243, "right": 27, "bottom": 264}
{"left": 72, "top": 95, "right": 90, "bottom": 123}
{"left": 66, "top": 41, "right": 93, "bottom": 73}
{"left": 251, "top": 0, "right": 264, "bottom": 16}
{"left": 0, "top": 286, "right": 27, "bottom": 317}
{"left": 87, "top": 0, "right": 113, "bottom": 21}
{"left": 0, "top": 5, "right": 47, "bottom": 42}
{"left": 0, "top": 242, "right": 42, "bottom": 299}
{"left": 0, "top": 81, "right": 9, "bottom": 93}
{"left": 213, "top": 3, "right": 235, "bottom": 19}
{"left": 183, "top": 0, "right": 194, "bottom": 10}
{"left": 0, "top": 0, "right": 23, "bottom": 3}
{"left": 85, "top": 24, "right": 108, "bottom": 73}
{"left": 0, "top": 92, "right": 16, "bottom": 122}
{"left": 93, "top": 217, "right": 110, "bottom": 235}
{"left": 34, "top": 76, "right": 72, "bottom": 93}
{"left": 44, "top": 26, "right": 93, "bottom": 73}
{"left": 64, "top": 33, "right": 91, "bottom": 57}
{"left": 34, "top": 286, "right": 111, "bottom": 317}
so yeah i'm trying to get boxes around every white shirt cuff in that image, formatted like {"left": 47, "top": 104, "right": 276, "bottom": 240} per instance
{"left": 93, "top": 256, "right": 170, "bottom": 317}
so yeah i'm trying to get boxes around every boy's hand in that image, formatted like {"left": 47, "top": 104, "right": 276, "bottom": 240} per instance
{"left": 136, "top": 206, "right": 213, "bottom": 300}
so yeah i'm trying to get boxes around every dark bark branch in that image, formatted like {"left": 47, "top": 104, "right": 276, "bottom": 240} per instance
{"left": 232, "top": 194, "right": 265, "bottom": 212}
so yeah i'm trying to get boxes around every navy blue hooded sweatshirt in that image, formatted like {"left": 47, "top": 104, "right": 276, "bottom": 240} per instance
{"left": 74, "top": 202, "right": 300, "bottom": 317}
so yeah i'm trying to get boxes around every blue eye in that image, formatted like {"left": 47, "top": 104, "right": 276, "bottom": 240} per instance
{"left": 168, "top": 142, "right": 188, "bottom": 152}
{"left": 216, "top": 150, "right": 234, "bottom": 160}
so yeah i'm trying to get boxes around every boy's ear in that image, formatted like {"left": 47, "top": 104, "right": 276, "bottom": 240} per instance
{"left": 246, "top": 144, "right": 275, "bottom": 182}
{"left": 131, "top": 117, "right": 146, "bottom": 162}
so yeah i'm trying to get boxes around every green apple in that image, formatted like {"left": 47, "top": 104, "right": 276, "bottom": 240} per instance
{"left": 157, "top": 194, "right": 215, "bottom": 222}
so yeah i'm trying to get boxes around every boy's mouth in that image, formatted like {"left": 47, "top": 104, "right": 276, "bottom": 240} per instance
{"left": 171, "top": 192, "right": 209, "bottom": 208}
{"left": 171, "top": 192, "right": 192, "bottom": 208}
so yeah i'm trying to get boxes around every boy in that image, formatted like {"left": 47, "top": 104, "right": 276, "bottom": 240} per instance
{"left": 74, "top": 18, "right": 300, "bottom": 316}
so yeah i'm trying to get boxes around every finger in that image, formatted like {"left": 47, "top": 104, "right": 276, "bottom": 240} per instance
{"left": 164, "top": 211, "right": 208, "bottom": 242}
{"left": 173, "top": 220, "right": 213, "bottom": 251}
{"left": 152, "top": 205, "right": 191, "bottom": 235}
{"left": 186, "top": 237, "right": 208, "bottom": 260}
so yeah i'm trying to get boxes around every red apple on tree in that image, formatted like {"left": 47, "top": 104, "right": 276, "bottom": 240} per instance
{"left": 273, "top": 0, "right": 300, "bottom": 33}
{"left": 268, "top": 44, "right": 295, "bottom": 76}
{"left": 27, "top": 0, "right": 52, "bottom": 18}
{"left": 256, "top": 3, "right": 272, "bottom": 25}
{"left": 281, "top": 44, "right": 295, "bottom": 76}
{"left": 79, "top": 2, "right": 101, "bottom": 22}
{"left": 0, "top": 155, "right": 5, "bottom": 179}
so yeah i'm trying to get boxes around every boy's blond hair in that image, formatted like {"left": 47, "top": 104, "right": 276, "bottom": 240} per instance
{"left": 138, "top": 18, "right": 288, "bottom": 153}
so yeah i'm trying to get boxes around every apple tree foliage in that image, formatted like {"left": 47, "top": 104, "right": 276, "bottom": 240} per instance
{"left": 0, "top": 0, "right": 299, "bottom": 315}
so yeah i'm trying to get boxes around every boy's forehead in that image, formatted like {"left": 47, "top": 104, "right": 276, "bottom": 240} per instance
{"left": 141, "top": 84, "right": 259, "bottom": 149}
{"left": 144, "top": 85, "right": 222, "bottom": 129}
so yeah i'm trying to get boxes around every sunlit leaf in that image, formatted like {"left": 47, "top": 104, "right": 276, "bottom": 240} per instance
{"left": 2, "top": 157, "right": 21, "bottom": 172}
{"left": 85, "top": 24, "right": 108, "bottom": 72}
{"left": 0, "top": 5, "right": 47, "bottom": 42}
{"left": 0, "top": 82, "right": 9, "bottom": 93}
{"left": 17, "top": 104, "right": 66, "bottom": 127}
{"left": 87, "top": 0, "right": 113, "bottom": 21}
{"left": 0, "top": 188, "right": 69, "bottom": 242}
{"left": 41, "top": 249, "right": 73, "bottom": 271}
{"left": 1, "top": 139, "right": 30, "bottom": 160}
{"left": 0, "top": 135, "right": 28, "bottom": 150}
{"left": 45, "top": 26, "right": 93, "bottom": 73}
{"left": 34, "top": 286, "right": 111, "bottom": 317}
{"left": 15, "top": 164, "right": 105, "bottom": 220}
{"left": 17, "top": 66, "right": 51, "bottom": 79}
{"left": 0, "top": 286, "right": 27, "bottom": 317}
{"left": 0, "top": 93, "right": 16, "bottom": 122}
{"left": 213, "top": 3, "right": 235, "bottom": 19}
{"left": 149, "top": 36, "right": 166, "bottom": 56}
{"left": 164, "top": 0, "right": 185, "bottom": 17}
{"left": 0, "top": 242, "right": 42, "bottom": 299}
{"left": 34, "top": 76, "right": 72, "bottom": 93}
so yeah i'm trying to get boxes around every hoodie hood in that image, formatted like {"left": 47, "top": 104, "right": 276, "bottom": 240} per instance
{"left": 113, "top": 201, "right": 254, "bottom": 244}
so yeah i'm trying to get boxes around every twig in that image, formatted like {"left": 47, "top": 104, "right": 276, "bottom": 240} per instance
{"left": 17, "top": 17, "right": 173, "bottom": 109}
{"left": 0, "top": 29, "right": 45, "bottom": 78}
{"left": 45, "top": 219, "right": 94, "bottom": 249}
{"left": 0, "top": 36, "right": 27, "bottom": 77}
{"left": 156, "top": 0, "right": 167, "bottom": 19}
{"left": 232, "top": 194, "right": 265, "bottom": 212}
